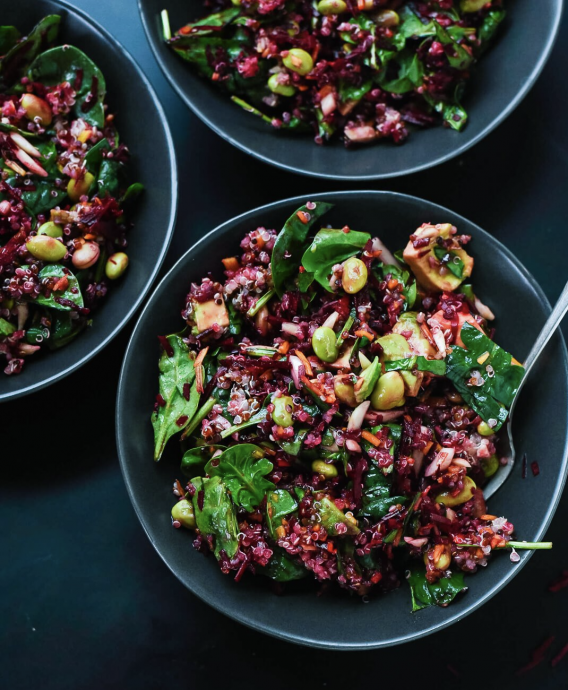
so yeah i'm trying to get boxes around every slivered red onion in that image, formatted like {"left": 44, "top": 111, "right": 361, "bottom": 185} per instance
{"left": 289, "top": 355, "right": 302, "bottom": 390}
{"left": 282, "top": 322, "right": 303, "bottom": 339}
{"left": 346, "top": 439, "right": 362, "bottom": 453}
{"left": 404, "top": 537, "right": 428, "bottom": 548}
{"left": 424, "top": 447, "right": 455, "bottom": 477}
{"left": 370, "top": 237, "right": 398, "bottom": 266}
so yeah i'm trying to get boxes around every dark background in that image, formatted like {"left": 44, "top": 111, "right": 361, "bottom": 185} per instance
{"left": 2, "top": 1, "right": 568, "bottom": 688}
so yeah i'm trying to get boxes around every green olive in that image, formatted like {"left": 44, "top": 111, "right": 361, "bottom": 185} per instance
{"left": 460, "top": 0, "right": 488, "bottom": 12}
{"left": 435, "top": 477, "right": 477, "bottom": 507}
{"left": 373, "top": 9, "right": 399, "bottom": 27}
{"left": 272, "top": 394, "right": 294, "bottom": 427}
{"left": 312, "top": 326, "right": 339, "bottom": 362}
{"left": 282, "top": 48, "right": 313, "bottom": 76}
{"left": 477, "top": 420, "right": 494, "bottom": 437}
{"left": 171, "top": 499, "right": 196, "bottom": 529}
{"left": 481, "top": 454, "right": 500, "bottom": 478}
{"left": 67, "top": 171, "right": 95, "bottom": 203}
{"left": 312, "top": 460, "right": 338, "bottom": 478}
{"left": 341, "top": 257, "right": 368, "bottom": 294}
{"left": 317, "top": 0, "right": 347, "bottom": 15}
{"left": 333, "top": 375, "right": 358, "bottom": 407}
{"left": 370, "top": 371, "right": 406, "bottom": 410}
{"left": 267, "top": 73, "right": 296, "bottom": 96}
{"left": 105, "top": 252, "right": 129, "bottom": 280}
{"left": 37, "top": 221, "right": 63, "bottom": 238}
{"left": 26, "top": 235, "right": 67, "bottom": 262}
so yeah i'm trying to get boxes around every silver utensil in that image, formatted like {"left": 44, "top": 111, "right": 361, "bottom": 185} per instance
{"left": 484, "top": 280, "right": 568, "bottom": 499}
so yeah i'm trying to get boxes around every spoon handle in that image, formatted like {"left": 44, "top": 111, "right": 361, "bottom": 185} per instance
{"left": 523, "top": 279, "right": 568, "bottom": 378}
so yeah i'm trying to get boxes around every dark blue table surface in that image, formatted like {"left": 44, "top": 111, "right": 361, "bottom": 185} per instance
{"left": 2, "top": 2, "right": 568, "bottom": 689}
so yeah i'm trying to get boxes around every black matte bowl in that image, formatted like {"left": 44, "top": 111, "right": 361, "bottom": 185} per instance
{"left": 117, "top": 191, "right": 568, "bottom": 649}
{"left": 0, "top": 0, "right": 177, "bottom": 402}
{"left": 139, "top": 0, "right": 562, "bottom": 180}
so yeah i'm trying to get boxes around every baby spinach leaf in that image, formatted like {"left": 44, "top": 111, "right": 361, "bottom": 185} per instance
{"left": 0, "top": 26, "right": 21, "bottom": 56}
{"left": 378, "top": 51, "right": 424, "bottom": 94}
{"left": 278, "top": 427, "right": 308, "bottom": 456}
{"left": 434, "top": 22, "right": 474, "bottom": 70}
{"left": 27, "top": 45, "right": 107, "bottom": 127}
{"left": 181, "top": 444, "right": 225, "bottom": 477}
{"left": 219, "top": 402, "right": 268, "bottom": 439}
{"left": 35, "top": 265, "right": 84, "bottom": 311}
{"left": 407, "top": 568, "right": 467, "bottom": 612}
{"left": 445, "top": 322, "right": 524, "bottom": 431}
{"left": 45, "top": 310, "right": 83, "bottom": 349}
{"left": 301, "top": 228, "right": 370, "bottom": 292}
{"left": 384, "top": 356, "right": 446, "bottom": 376}
{"left": 266, "top": 489, "right": 298, "bottom": 537}
{"left": 191, "top": 476, "right": 239, "bottom": 559}
{"left": 0, "top": 15, "right": 60, "bottom": 87}
{"left": 272, "top": 201, "right": 334, "bottom": 297}
{"left": 398, "top": 7, "right": 436, "bottom": 38}
{"left": 84, "top": 137, "right": 110, "bottom": 174}
{"left": 433, "top": 246, "right": 465, "bottom": 278}
{"left": 151, "top": 334, "right": 200, "bottom": 461}
{"left": 175, "top": 6, "right": 241, "bottom": 37}
{"left": 359, "top": 463, "right": 408, "bottom": 519}
{"left": 205, "top": 443, "right": 275, "bottom": 512}
{"left": 258, "top": 549, "right": 307, "bottom": 582}
{"left": 478, "top": 9, "right": 506, "bottom": 47}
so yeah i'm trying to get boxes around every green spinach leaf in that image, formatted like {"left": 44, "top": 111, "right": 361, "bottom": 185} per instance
{"left": 445, "top": 322, "right": 524, "bottom": 431}
{"left": 0, "top": 26, "right": 21, "bottom": 56}
{"left": 0, "top": 317, "right": 15, "bottom": 336}
{"left": 0, "top": 15, "right": 60, "bottom": 87}
{"left": 258, "top": 549, "right": 307, "bottom": 581}
{"left": 266, "top": 489, "right": 298, "bottom": 537}
{"left": 205, "top": 443, "right": 275, "bottom": 512}
{"left": 27, "top": 45, "right": 107, "bottom": 127}
{"left": 151, "top": 334, "right": 200, "bottom": 461}
{"left": 272, "top": 201, "right": 334, "bottom": 297}
{"left": 191, "top": 476, "right": 239, "bottom": 559}
{"left": 407, "top": 567, "right": 467, "bottom": 612}
{"left": 181, "top": 444, "right": 225, "bottom": 477}
{"left": 35, "top": 265, "right": 84, "bottom": 311}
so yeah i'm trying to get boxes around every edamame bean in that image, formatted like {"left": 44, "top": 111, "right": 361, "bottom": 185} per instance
{"left": 105, "top": 252, "right": 129, "bottom": 280}
{"left": 282, "top": 48, "right": 313, "bottom": 76}
{"left": 20, "top": 94, "right": 52, "bottom": 126}
{"left": 334, "top": 374, "right": 357, "bottom": 407}
{"left": 342, "top": 257, "right": 368, "bottom": 294}
{"left": 373, "top": 9, "right": 399, "bottom": 27}
{"left": 172, "top": 499, "right": 196, "bottom": 529}
{"left": 435, "top": 477, "right": 476, "bottom": 507}
{"left": 317, "top": 0, "right": 347, "bottom": 15}
{"left": 312, "top": 460, "right": 338, "bottom": 478}
{"left": 460, "top": 0, "right": 487, "bottom": 12}
{"left": 267, "top": 73, "right": 296, "bottom": 97}
{"left": 370, "top": 371, "right": 405, "bottom": 410}
{"left": 477, "top": 420, "right": 494, "bottom": 437}
{"left": 312, "top": 326, "right": 339, "bottom": 362}
{"left": 481, "top": 454, "right": 499, "bottom": 478}
{"left": 37, "top": 221, "right": 63, "bottom": 238}
{"left": 26, "top": 235, "right": 67, "bottom": 262}
{"left": 67, "top": 171, "right": 95, "bottom": 203}
{"left": 272, "top": 394, "right": 294, "bottom": 427}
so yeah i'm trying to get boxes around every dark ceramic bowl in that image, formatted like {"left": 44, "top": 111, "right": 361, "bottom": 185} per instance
{"left": 117, "top": 191, "right": 568, "bottom": 649}
{"left": 139, "top": 0, "right": 562, "bottom": 180}
{"left": 0, "top": 0, "right": 177, "bottom": 402}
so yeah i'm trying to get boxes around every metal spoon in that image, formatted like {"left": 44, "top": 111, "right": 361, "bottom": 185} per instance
{"left": 484, "top": 280, "right": 568, "bottom": 499}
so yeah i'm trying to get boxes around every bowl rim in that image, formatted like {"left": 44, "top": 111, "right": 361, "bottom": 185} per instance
{"left": 0, "top": 0, "right": 178, "bottom": 403}
{"left": 138, "top": 0, "right": 564, "bottom": 181}
{"left": 116, "top": 190, "right": 568, "bottom": 650}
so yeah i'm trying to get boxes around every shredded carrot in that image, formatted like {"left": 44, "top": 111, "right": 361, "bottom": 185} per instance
{"left": 420, "top": 321, "right": 436, "bottom": 347}
{"left": 222, "top": 256, "right": 240, "bottom": 271}
{"left": 194, "top": 347, "right": 209, "bottom": 394}
{"left": 387, "top": 278, "right": 399, "bottom": 290}
{"left": 211, "top": 72, "right": 219, "bottom": 81}
{"left": 175, "top": 479, "right": 185, "bottom": 498}
{"left": 260, "top": 369, "right": 273, "bottom": 381}
{"left": 83, "top": 233, "right": 96, "bottom": 240}
{"left": 423, "top": 440, "right": 434, "bottom": 455}
{"left": 392, "top": 529, "right": 403, "bottom": 548}
{"left": 278, "top": 340, "right": 290, "bottom": 354}
{"left": 295, "top": 350, "right": 313, "bottom": 376}
{"left": 480, "top": 514, "right": 497, "bottom": 521}
{"left": 275, "top": 526, "right": 286, "bottom": 539}
{"left": 354, "top": 329, "right": 375, "bottom": 341}
{"left": 361, "top": 430, "right": 381, "bottom": 447}
{"left": 296, "top": 210, "right": 310, "bottom": 224}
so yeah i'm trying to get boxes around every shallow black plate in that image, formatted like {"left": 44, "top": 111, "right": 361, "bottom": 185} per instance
{"left": 117, "top": 191, "right": 568, "bottom": 649}
{"left": 0, "top": 0, "right": 177, "bottom": 402}
{"left": 139, "top": 0, "right": 562, "bottom": 180}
